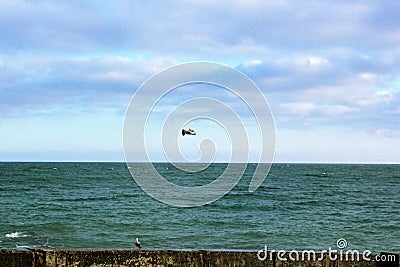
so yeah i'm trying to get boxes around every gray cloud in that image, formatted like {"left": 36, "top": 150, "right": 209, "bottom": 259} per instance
{"left": 0, "top": 53, "right": 179, "bottom": 119}
{"left": 1, "top": 1, "right": 399, "bottom": 55}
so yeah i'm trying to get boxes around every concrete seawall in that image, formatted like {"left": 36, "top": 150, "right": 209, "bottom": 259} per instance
{"left": 0, "top": 249, "right": 398, "bottom": 267}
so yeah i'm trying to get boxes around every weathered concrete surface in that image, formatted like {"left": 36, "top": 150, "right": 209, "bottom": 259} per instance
{"left": 1, "top": 249, "right": 270, "bottom": 267}
{"left": 0, "top": 249, "right": 33, "bottom": 267}
{"left": 0, "top": 249, "right": 398, "bottom": 267}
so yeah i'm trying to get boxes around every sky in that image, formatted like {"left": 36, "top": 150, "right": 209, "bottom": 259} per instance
{"left": 0, "top": 0, "right": 399, "bottom": 163}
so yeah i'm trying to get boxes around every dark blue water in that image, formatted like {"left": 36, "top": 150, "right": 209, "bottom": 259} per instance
{"left": 0, "top": 162, "right": 399, "bottom": 253}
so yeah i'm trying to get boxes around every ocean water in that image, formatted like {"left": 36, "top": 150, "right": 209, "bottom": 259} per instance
{"left": 0, "top": 162, "right": 399, "bottom": 253}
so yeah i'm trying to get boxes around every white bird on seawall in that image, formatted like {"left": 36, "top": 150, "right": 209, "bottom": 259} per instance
{"left": 135, "top": 238, "right": 141, "bottom": 249}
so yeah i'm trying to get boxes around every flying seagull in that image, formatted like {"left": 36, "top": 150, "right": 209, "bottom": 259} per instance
{"left": 182, "top": 128, "right": 196, "bottom": 136}
{"left": 135, "top": 238, "right": 141, "bottom": 249}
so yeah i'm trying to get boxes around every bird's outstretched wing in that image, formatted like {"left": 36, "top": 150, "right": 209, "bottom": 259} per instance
{"left": 182, "top": 129, "right": 196, "bottom": 136}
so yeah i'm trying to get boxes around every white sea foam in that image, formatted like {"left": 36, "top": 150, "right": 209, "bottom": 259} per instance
{"left": 5, "top": 232, "right": 29, "bottom": 238}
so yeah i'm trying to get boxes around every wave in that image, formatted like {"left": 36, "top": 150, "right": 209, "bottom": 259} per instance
{"left": 5, "top": 232, "right": 30, "bottom": 238}
{"left": 304, "top": 172, "right": 331, "bottom": 178}
{"left": 52, "top": 195, "right": 118, "bottom": 202}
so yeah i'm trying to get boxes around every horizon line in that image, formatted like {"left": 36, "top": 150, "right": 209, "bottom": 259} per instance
{"left": 0, "top": 160, "right": 399, "bottom": 165}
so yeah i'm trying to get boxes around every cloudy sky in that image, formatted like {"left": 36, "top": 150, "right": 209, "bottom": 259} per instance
{"left": 0, "top": 0, "right": 399, "bottom": 163}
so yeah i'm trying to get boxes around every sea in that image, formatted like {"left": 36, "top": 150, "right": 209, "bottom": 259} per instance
{"left": 0, "top": 162, "right": 399, "bottom": 253}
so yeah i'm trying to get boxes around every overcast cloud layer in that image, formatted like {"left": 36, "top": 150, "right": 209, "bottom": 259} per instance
{"left": 0, "top": 0, "right": 399, "bottom": 162}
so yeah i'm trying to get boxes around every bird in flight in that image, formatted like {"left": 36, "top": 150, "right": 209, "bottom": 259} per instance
{"left": 182, "top": 128, "right": 196, "bottom": 136}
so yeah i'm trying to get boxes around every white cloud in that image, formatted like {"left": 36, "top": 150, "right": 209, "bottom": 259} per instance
{"left": 306, "top": 56, "right": 329, "bottom": 67}
{"left": 277, "top": 102, "right": 359, "bottom": 125}
{"left": 355, "top": 91, "right": 394, "bottom": 107}
{"left": 320, "top": 104, "right": 359, "bottom": 117}
{"left": 360, "top": 72, "right": 377, "bottom": 82}
{"left": 242, "top": 59, "right": 263, "bottom": 68}
{"left": 279, "top": 102, "right": 315, "bottom": 116}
